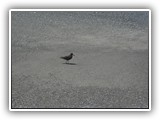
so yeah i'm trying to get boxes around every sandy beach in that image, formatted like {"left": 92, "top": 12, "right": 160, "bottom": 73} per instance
{"left": 11, "top": 11, "right": 149, "bottom": 109}
{"left": 11, "top": 44, "right": 148, "bottom": 108}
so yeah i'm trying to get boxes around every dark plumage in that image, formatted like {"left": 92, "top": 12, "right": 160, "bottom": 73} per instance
{"left": 60, "top": 53, "right": 75, "bottom": 63}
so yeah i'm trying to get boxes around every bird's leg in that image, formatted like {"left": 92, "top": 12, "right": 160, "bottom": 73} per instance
{"left": 65, "top": 60, "right": 67, "bottom": 64}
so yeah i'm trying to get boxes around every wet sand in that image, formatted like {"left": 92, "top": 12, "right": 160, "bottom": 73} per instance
{"left": 11, "top": 44, "right": 149, "bottom": 108}
{"left": 11, "top": 11, "right": 149, "bottom": 109}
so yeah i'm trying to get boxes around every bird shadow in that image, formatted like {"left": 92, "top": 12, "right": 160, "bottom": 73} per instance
{"left": 63, "top": 63, "right": 77, "bottom": 65}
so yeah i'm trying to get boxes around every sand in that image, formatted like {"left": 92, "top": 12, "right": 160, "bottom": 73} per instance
{"left": 11, "top": 44, "right": 149, "bottom": 108}
{"left": 11, "top": 11, "right": 149, "bottom": 109}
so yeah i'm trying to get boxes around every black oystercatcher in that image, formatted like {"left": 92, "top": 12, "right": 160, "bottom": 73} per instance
{"left": 60, "top": 53, "right": 75, "bottom": 63}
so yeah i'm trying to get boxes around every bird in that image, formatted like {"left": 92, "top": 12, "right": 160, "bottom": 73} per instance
{"left": 60, "top": 53, "right": 75, "bottom": 63}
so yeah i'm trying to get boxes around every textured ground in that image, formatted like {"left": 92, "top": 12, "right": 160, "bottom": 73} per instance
{"left": 11, "top": 45, "right": 149, "bottom": 108}
{"left": 11, "top": 11, "right": 149, "bottom": 109}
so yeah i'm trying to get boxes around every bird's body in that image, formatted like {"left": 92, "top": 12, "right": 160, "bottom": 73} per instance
{"left": 60, "top": 53, "right": 75, "bottom": 63}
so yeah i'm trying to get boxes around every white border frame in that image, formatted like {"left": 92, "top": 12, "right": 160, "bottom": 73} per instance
{"left": 9, "top": 9, "right": 151, "bottom": 111}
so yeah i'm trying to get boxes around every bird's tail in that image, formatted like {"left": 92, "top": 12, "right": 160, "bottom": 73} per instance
{"left": 60, "top": 57, "right": 64, "bottom": 59}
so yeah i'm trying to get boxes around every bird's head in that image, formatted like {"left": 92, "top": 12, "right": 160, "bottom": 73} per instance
{"left": 70, "top": 53, "right": 75, "bottom": 56}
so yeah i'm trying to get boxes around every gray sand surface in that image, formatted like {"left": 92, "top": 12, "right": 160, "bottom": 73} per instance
{"left": 11, "top": 45, "right": 148, "bottom": 108}
{"left": 11, "top": 11, "right": 149, "bottom": 108}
